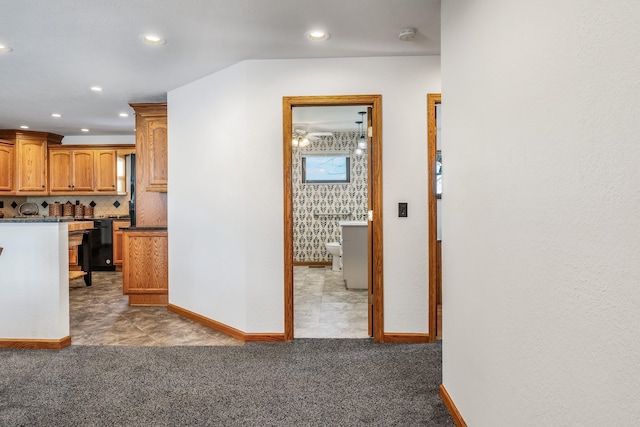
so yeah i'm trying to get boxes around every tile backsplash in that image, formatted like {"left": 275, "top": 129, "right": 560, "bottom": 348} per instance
{"left": 0, "top": 194, "right": 130, "bottom": 218}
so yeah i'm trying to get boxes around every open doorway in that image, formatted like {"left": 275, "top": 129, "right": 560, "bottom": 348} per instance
{"left": 283, "top": 95, "right": 383, "bottom": 342}
{"left": 428, "top": 93, "right": 442, "bottom": 341}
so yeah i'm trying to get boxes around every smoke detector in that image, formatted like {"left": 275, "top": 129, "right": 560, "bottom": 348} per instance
{"left": 398, "top": 27, "right": 417, "bottom": 42}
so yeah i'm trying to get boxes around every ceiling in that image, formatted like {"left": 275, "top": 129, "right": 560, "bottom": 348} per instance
{"left": 0, "top": 0, "right": 440, "bottom": 137}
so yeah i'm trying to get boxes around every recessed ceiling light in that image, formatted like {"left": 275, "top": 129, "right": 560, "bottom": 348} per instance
{"left": 0, "top": 44, "right": 13, "bottom": 53}
{"left": 81, "top": 128, "right": 89, "bottom": 132}
{"left": 119, "top": 113, "right": 129, "bottom": 117}
{"left": 90, "top": 86, "right": 103, "bottom": 92}
{"left": 306, "top": 30, "right": 330, "bottom": 41}
{"left": 20, "top": 125, "right": 29, "bottom": 129}
{"left": 142, "top": 34, "right": 167, "bottom": 45}
{"left": 51, "top": 113, "right": 62, "bottom": 118}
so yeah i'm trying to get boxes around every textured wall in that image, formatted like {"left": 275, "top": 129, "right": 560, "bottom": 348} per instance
{"left": 292, "top": 131, "right": 368, "bottom": 262}
{"left": 442, "top": 1, "right": 640, "bottom": 425}
{"left": 169, "top": 56, "right": 440, "bottom": 333}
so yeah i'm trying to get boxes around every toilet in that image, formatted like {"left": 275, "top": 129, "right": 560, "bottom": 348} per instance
{"left": 325, "top": 242, "right": 342, "bottom": 271}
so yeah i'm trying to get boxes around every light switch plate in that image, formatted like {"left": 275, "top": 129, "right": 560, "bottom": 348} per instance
{"left": 399, "top": 202, "right": 408, "bottom": 217}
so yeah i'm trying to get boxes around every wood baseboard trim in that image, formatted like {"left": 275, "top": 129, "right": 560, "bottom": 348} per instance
{"left": 0, "top": 336, "right": 71, "bottom": 350}
{"left": 244, "top": 333, "right": 286, "bottom": 342}
{"left": 440, "top": 384, "right": 467, "bottom": 427}
{"left": 168, "top": 304, "right": 285, "bottom": 343}
{"left": 128, "top": 294, "right": 168, "bottom": 306}
{"left": 382, "top": 333, "right": 430, "bottom": 343}
{"left": 293, "top": 261, "right": 332, "bottom": 267}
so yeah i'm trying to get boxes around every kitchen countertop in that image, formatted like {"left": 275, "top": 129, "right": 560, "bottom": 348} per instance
{"left": 121, "top": 226, "right": 168, "bottom": 231}
{"left": 0, "top": 217, "right": 77, "bottom": 223}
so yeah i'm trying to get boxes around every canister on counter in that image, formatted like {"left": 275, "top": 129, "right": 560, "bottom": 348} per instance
{"left": 63, "top": 202, "right": 74, "bottom": 217}
{"left": 84, "top": 205, "right": 94, "bottom": 218}
{"left": 49, "top": 202, "right": 62, "bottom": 217}
{"left": 74, "top": 204, "right": 84, "bottom": 219}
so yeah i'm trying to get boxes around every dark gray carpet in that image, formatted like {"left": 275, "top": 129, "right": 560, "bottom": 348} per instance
{"left": 0, "top": 339, "right": 454, "bottom": 426}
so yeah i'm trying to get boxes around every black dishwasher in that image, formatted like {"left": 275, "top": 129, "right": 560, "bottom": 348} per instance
{"left": 90, "top": 219, "right": 115, "bottom": 271}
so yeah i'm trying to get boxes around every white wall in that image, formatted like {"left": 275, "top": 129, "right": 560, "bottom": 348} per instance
{"left": 0, "top": 222, "right": 69, "bottom": 339}
{"left": 442, "top": 1, "right": 640, "bottom": 425}
{"left": 168, "top": 56, "right": 440, "bottom": 334}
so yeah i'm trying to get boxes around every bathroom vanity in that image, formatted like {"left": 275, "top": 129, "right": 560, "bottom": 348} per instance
{"left": 340, "top": 221, "right": 368, "bottom": 290}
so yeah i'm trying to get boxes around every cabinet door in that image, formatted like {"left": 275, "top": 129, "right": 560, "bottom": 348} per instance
{"left": 147, "top": 119, "right": 168, "bottom": 191}
{"left": 49, "top": 150, "right": 73, "bottom": 192}
{"left": 16, "top": 139, "right": 47, "bottom": 192}
{"left": 0, "top": 143, "right": 13, "bottom": 192}
{"left": 94, "top": 150, "right": 117, "bottom": 192}
{"left": 72, "top": 150, "right": 94, "bottom": 191}
{"left": 112, "top": 220, "right": 130, "bottom": 266}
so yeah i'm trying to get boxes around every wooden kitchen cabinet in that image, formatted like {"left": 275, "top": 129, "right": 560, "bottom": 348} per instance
{"left": 49, "top": 149, "right": 94, "bottom": 192}
{"left": 112, "top": 219, "right": 131, "bottom": 270}
{"left": 94, "top": 149, "right": 117, "bottom": 192}
{"left": 130, "top": 103, "right": 167, "bottom": 193}
{"left": 122, "top": 229, "right": 168, "bottom": 305}
{"left": 16, "top": 139, "right": 48, "bottom": 193}
{"left": 0, "top": 130, "right": 63, "bottom": 195}
{"left": 130, "top": 103, "right": 167, "bottom": 227}
{"left": 0, "top": 141, "right": 13, "bottom": 192}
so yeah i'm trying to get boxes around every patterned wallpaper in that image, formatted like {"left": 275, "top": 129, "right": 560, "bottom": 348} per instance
{"left": 293, "top": 131, "right": 368, "bottom": 262}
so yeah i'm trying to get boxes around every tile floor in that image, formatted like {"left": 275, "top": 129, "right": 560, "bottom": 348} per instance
{"left": 69, "top": 266, "right": 369, "bottom": 345}
{"left": 69, "top": 272, "right": 242, "bottom": 346}
{"left": 294, "top": 266, "right": 370, "bottom": 338}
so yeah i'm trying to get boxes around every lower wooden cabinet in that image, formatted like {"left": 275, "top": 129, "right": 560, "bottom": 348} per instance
{"left": 122, "top": 229, "right": 168, "bottom": 305}
{"left": 112, "top": 220, "right": 131, "bottom": 270}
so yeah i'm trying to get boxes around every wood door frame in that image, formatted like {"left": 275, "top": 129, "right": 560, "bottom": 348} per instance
{"left": 283, "top": 95, "right": 384, "bottom": 342}
{"left": 428, "top": 93, "right": 441, "bottom": 342}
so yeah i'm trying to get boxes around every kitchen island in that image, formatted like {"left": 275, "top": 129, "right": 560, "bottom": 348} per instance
{"left": 0, "top": 217, "right": 93, "bottom": 349}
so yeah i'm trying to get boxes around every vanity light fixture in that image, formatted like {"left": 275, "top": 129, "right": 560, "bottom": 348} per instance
{"left": 51, "top": 113, "right": 62, "bottom": 118}
{"left": 119, "top": 113, "right": 129, "bottom": 117}
{"left": 357, "top": 111, "right": 367, "bottom": 149}
{"left": 0, "top": 44, "right": 13, "bottom": 53}
{"left": 142, "top": 34, "right": 167, "bottom": 45}
{"left": 306, "top": 30, "right": 330, "bottom": 41}
{"left": 81, "top": 128, "right": 89, "bottom": 132}
{"left": 90, "top": 86, "right": 103, "bottom": 92}
{"left": 19, "top": 125, "right": 29, "bottom": 129}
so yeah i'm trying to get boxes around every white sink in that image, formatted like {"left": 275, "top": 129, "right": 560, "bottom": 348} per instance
{"left": 338, "top": 220, "right": 367, "bottom": 226}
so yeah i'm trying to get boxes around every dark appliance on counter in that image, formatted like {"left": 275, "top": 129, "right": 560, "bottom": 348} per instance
{"left": 90, "top": 219, "right": 115, "bottom": 271}
{"left": 128, "top": 153, "right": 136, "bottom": 227}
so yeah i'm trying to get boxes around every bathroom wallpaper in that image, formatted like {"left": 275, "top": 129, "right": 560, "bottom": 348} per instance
{"left": 292, "top": 131, "right": 368, "bottom": 263}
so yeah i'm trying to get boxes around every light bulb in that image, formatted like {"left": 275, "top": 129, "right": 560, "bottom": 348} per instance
{"left": 355, "top": 148, "right": 363, "bottom": 156}
{"left": 292, "top": 137, "right": 299, "bottom": 147}
{"left": 300, "top": 137, "right": 310, "bottom": 147}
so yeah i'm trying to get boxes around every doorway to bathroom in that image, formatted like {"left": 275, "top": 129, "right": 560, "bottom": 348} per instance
{"left": 283, "top": 95, "right": 383, "bottom": 342}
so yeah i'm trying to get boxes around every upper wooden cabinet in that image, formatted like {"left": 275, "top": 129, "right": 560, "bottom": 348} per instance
{"left": 130, "top": 103, "right": 167, "bottom": 227}
{"left": 0, "top": 130, "right": 63, "bottom": 195}
{"left": 49, "top": 149, "right": 94, "bottom": 192}
{"left": 0, "top": 141, "right": 13, "bottom": 192}
{"left": 94, "top": 150, "right": 117, "bottom": 192}
{"left": 47, "top": 145, "right": 132, "bottom": 195}
{"left": 131, "top": 103, "right": 167, "bottom": 193}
